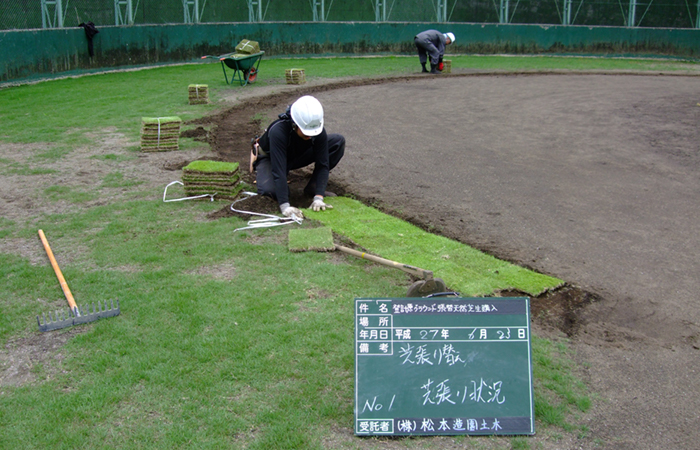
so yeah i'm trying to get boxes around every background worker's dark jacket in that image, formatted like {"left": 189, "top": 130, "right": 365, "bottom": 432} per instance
{"left": 257, "top": 118, "right": 330, "bottom": 205}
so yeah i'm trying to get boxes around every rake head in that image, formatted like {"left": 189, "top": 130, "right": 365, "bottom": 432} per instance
{"left": 37, "top": 299, "right": 120, "bottom": 332}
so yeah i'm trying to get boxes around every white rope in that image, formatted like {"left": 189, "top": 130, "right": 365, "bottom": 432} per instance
{"left": 231, "top": 192, "right": 302, "bottom": 232}
{"left": 163, "top": 181, "right": 216, "bottom": 202}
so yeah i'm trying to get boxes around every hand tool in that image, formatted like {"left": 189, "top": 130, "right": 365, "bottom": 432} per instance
{"left": 36, "top": 229, "right": 120, "bottom": 332}
{"left": 289, "top": 227, "right": 448, "bottom": 297}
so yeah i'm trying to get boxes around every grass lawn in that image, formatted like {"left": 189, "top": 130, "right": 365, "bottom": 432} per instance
{"left": 2, "top": 54, "right": 694, "bottom": 448}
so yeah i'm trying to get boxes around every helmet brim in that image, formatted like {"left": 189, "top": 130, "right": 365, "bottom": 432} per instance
{"left": 300, "top": 124, "right": 323, "bottom": 137}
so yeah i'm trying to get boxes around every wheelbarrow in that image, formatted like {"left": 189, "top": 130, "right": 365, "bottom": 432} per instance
{"left": 201, "top": 51, "right": 265, "bottom": 86}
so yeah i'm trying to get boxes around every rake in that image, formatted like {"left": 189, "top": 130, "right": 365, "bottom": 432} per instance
{"left": 36, "top": 229, "right": 120, "bottom": 332}
{"left": 288, "top": 227, "right": 448, "bottom": 297}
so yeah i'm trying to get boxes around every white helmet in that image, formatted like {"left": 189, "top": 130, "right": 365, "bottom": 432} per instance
{"left": 445, "top": 32, "right": 455, "bottom": 44}
{"left": 290, "top": 95, "right": 324, "bottom": 137}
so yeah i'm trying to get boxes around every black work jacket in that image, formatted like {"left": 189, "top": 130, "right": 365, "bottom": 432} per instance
{"left": 258, "top": 118, "right": 330, "bottom": 205}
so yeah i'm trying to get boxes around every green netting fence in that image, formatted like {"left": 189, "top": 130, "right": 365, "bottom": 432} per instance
{"left": 1, "top": 0, "right": 699, "bottom": 31}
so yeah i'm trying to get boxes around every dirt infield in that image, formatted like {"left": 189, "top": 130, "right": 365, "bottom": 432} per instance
{"left": 209, "top": 72, "right": 700, "bottom": 448}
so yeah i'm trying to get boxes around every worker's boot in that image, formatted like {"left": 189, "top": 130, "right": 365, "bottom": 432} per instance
{"left": 430, "top": 63, "right": 439, "bottom": 74}
{"left": 421, "top": 63, "right": 429, "bottom": 73}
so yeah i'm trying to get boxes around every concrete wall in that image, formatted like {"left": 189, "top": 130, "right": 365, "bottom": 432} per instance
{"left": 2, "top": 22, "right": 699, "bottom": 83}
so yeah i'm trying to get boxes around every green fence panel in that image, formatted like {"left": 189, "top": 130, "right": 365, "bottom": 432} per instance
{"left": 2, "top": 22, "right": 699, "bottom": 83}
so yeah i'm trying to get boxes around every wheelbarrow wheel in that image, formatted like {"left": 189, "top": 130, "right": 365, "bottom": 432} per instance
{"left": 245, "top": 67, "right": 258, "bottom": 84}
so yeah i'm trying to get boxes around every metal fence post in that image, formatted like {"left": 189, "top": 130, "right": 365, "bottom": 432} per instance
{"left": 183, "top": 0, "right": 203, "bottom": 23}
{"left": 248, "top": 0, "right": 263, "bottom": 22}
{"left": 115, "top": 0, "right": 134, "bottom": 26}
{"left": 375, "top": 0, "right": 385, "bottom": 22}
{"left": 627, "top": 0, "right": 636, "bottom": 26}
{"left": 499, "top": 0, "right": 509, "bottom": 23}
{"left": 436, "top": 0, "right": 447, "bottom": 22}
{"left": 563, "top": 0, "right": 572, "bottom": 24}
{"left": 41, "top": 0, "right": 65, "bottom": 28}
{"left": 311, "top": 0, "right": 326, "bottom": 22}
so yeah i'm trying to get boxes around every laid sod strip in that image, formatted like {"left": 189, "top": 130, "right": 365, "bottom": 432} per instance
{"left": 306, "top": 197, "right": 564, "bottom": 296}
{"left": 288, "top": 227, "right": 335, "bottom": 252}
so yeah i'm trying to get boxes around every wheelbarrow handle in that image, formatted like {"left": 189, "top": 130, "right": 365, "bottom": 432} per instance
{"left": 38, "top": 230, "right": 79, "bottom": 315}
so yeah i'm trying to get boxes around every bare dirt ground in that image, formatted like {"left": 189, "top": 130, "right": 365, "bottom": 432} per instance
{"left": 2, "top": 70, "right": 699, "bottom": 448}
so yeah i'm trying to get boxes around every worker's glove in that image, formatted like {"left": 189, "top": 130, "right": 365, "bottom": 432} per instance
{"left": 438, "top": 62, "right": 444, "bottom": 71}
{"left": 280, "top": 202, "right": 304, "bottom": 219}
{"left": 310, "top": 196, "right": 333, "bottom": 212}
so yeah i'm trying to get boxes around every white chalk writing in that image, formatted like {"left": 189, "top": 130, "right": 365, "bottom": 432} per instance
{"left": 420, "top": 377, "right": 506, "bottom": 405}
{"left": 392, "top": 302, "right": 499, "bottom": 314}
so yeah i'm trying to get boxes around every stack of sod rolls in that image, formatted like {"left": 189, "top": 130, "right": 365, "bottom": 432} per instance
{"left": 443, "top": 60, "right": 452, "bottom": 73}
{"left": 235, "top": 39, "right": 261, "bottom": 55}
{"left": 141, "top": 117, "right": 182, "bottom": 152}
{"left": 188, "top": 85, "right": 209, "bottom": 105}
{"left": 182, "top": 160, "right": 243, "bottom": 200}
{"left": 285, "top": 69, "right": 306, "bottom": 85}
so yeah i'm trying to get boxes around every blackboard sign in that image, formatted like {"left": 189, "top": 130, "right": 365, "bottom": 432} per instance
{"left": 354, "top": 297, "right": 534, "bottom": 436}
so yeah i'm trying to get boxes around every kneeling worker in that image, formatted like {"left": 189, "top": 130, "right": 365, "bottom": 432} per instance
{"left": 252, "top": 95, "right": 345, "bottom": 219}
{"left": 414, "top": 30, "right": 455, "bottom": 74}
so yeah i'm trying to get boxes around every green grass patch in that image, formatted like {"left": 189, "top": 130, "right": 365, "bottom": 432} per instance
{"left": 307, "top": 197, "right": 564, "bottom": 296}
{"left": 101, "top": 171, "right": 143, "bottom": 188}
{"left": 0, "top": 199, "right": 404, "bottom": 448}
{"left": 261, "top": 54, "right": 699, "bottom": 79}
{"left": 533, "top": 336, "right": 591, "bottom": 431}
{"left": 0, "top": 65, "right": 222, "bottom": 145}
{"left": 0, "top": 158, "right": 55, "bottom": 176}
{"left": 0, "top": 217, "right": 14, "bottom": 239}
{"left": 183, "top": 160, "right": 239, "bottom": 173}
{"left": 34, "top": 145, "right": 77, "bottom": 161}
{"left": 0, "top": 55, "right": 621, "bottom": 446}
{"left": 90, "top": 153, "right": 135, "bottom": 162}
{"left": 0, "top": 196, "right": 587, "bottom": 447}
{"left": 43, "top": 185, "right": 100, "bottom": 203}
{"left": 288, "top": 226, "right": 335, "bottom": 252}
{"left": 141, "top": 116, "right": 182, "bottom": 125}
{"left": 1, "top": 55, "right": 696, "bottom": 148}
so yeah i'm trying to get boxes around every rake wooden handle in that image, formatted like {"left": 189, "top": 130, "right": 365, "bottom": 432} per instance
{"left": 334, "top": 245, "right": 434, "bottom": 280}
{"left": 38, "top": 229, "right": 79, "bottom": 314}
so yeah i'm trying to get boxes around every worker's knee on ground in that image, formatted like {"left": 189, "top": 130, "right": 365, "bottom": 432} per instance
{"left": 256, "top": 186, "right": 277, "bottom": 200}
{"left": 328, "top": 134, "right": 346, "bottom": 169}
{"left": 254, "top": 159, "right": 277, "bottom": 198}
{"left": 333, "top": 134, "right": 346, "bottom": 153}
